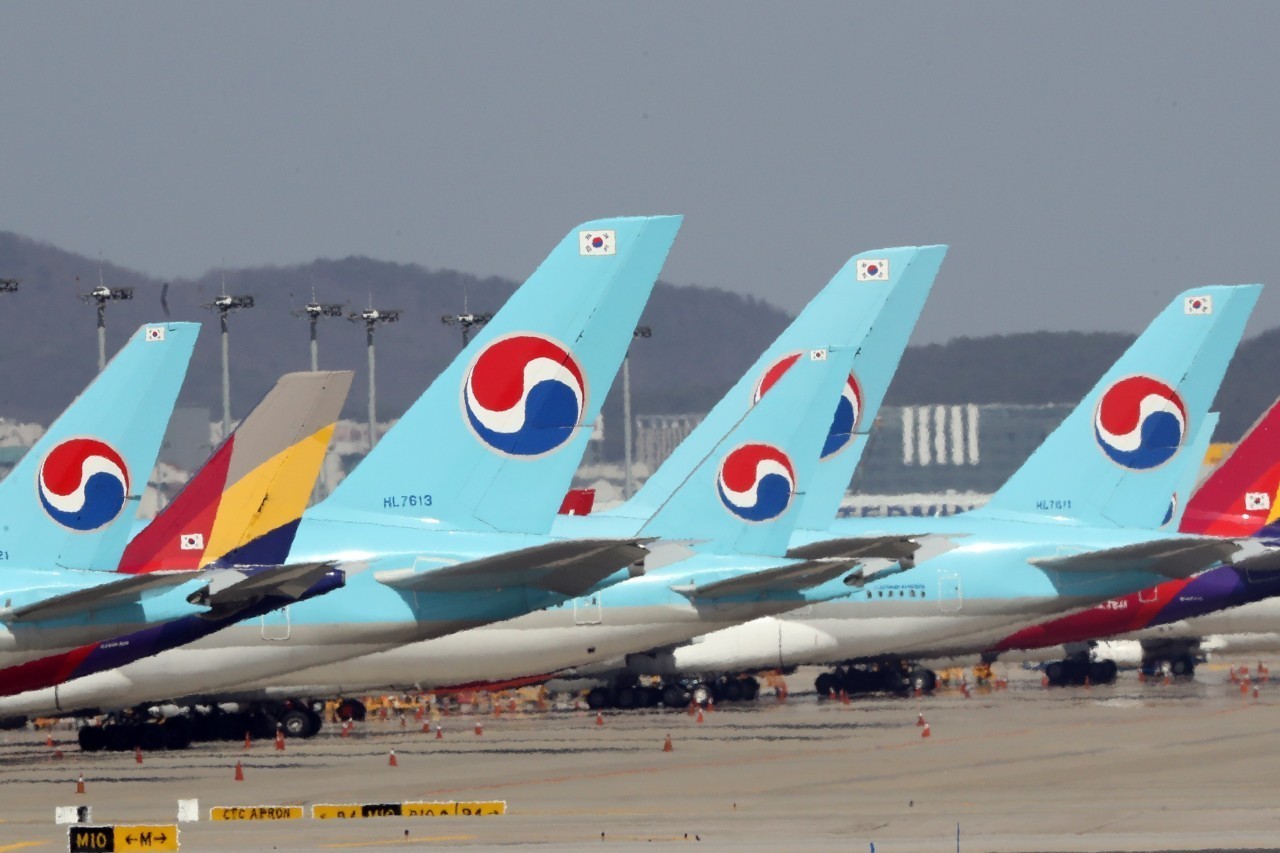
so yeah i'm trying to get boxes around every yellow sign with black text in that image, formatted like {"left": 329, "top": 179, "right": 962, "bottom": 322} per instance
{"left": 312, "top": 801, "right": 506, "bottom": 819}
{"left": 210, "top": 805, "right": 303, "bottom": 821}
{"left": 68, "top": 825, "right": 179, "bottom": 852}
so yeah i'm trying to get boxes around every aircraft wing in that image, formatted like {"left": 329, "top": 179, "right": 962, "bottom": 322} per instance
{"left": 202, "top": 562, "right": 344, "bottom": 608}
{"left": 1029, "top": 537, "right": 1238, "bottom": 578}
{"left": 673, "top": 558, "right": 861, "bottom": 600}
{"left": 375, "top": 539, "right": 652, "bottom": 597}
{"left": 786, "top": 535, "right": 922, "bottom": 564}
{"left": 0, "top": 573, "right": 200, "bottom": 623}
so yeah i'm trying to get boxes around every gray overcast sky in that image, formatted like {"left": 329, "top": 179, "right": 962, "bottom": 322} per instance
{"left": 3, "top": 2, "right": 1280, "bottom": 343}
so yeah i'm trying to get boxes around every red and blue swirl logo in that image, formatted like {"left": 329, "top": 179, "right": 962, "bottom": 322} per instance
{"left": 753, "top": 353, "right": 862, "bottom": 459}
{"left": 463, "top": 333, "right": 587, "bottom": 457}
{"left": 37, "top": 438, "right": 131, "bottom": 531}
{"left": 1094, "top": 376, "right": 1187, "bottom": 470}
{"left": 716, "top": 442, "right": 797, "bottom": 522}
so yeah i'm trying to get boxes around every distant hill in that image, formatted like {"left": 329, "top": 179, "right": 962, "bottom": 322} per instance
{"left": 0, "top": 231, "right": 1273, "bottom": 454}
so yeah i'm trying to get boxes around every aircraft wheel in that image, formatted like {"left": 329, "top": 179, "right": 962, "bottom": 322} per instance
{"left": 139, "top": 724, "right": 166, "bottom": 751}
{"left": 279, "top": 709, "right": 314, "bottom": 738}
{"left": 661, "top": 684, "right": 688, "bottom": 708}
{"left": 586, "top": 687, "right": 610, "bottom": 710}
{"left": 740, "top": 677, "right": 759, "bottom": 701}
{"left": 78, "top": 726, "right": 105, "bottom": 752}
{"left": 1089, "top": 660, "right": 1118, "bottom": 685}
{"left": 614, "top": 687, "right": 637, "bottom": 709}
{"left": 720, "top": 680, "right": 744, "bottom": 702}
{"left": 164, "top": 717, "right": 192, "bottom": 750}
{"left": 336, "top": 698, "right": 367, "bottom": 722}
{"left": 1044, "top": 661, "right": 1066, "bottom": 687}
{"left": 1170, "top": 655, "right": 1196, "bottom": 678}
{"left": 814, "top": 672, "right": 837, "bottom": 697}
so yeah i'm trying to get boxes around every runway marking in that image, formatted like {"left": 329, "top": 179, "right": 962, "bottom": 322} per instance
{"left": 321, "top": 836, "right": 473, "bottom": 848}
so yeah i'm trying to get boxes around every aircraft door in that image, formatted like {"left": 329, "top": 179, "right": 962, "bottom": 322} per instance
{"left": 937, "top": 572, "right": 961, "bottom": 613}
{"left": 261, "top": 606, "right": 291, "bottom": 640}
{"left": 1138, "top": 586, "right": 1159, "bottom": 604}
{"left": 573, "top": 593, "right": 602, "bottom": 625}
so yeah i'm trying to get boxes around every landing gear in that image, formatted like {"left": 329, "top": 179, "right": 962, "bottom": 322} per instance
{"left": 80, "top": 697, "right": 324, "bottom": 751}
{"left": 587, "top": 675, "right": 758, "bottom": 710}
{"left": 1042, "top": 653, "right": 1119, "bottom": 687}
{"left": 815, "top": 662, "right": 937, "bottom": 697}
{"left": 336, "top": 697, "right": 367, "bottom": 722}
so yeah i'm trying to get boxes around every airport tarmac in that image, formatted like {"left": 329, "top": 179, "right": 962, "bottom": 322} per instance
{"left": 1, "top": 665, "right": 1279, "bottom": 851}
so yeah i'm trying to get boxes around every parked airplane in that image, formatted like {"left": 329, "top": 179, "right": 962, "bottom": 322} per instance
{"left": 0, "top": 371, "right": 353, "bottom": 715}
{"left": 168, "top": 246, "right": 947, "bottom": 711}
{"left": 659, "top": 286, "right": 1263, "bottom": 697}
{"left": 990, "top": 394, "right": 1280, "bottom": 682}
{"left": 0, "top": 216, "right": 681, "bottom": 739}
{"left": 0, "top": 323, "right": 204, "bottom": 666}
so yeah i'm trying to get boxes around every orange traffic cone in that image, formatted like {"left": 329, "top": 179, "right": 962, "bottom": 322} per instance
{"left": 1242, "top": 680, "right": 1251, "bottom": 696}
{"left": 1138, "top": 670, "right": 1146, "bottom": 684}
{"left": 1230, "top": 667, "right": 1239, "bottom": 683}
{"left": 1163, "top": 672, "right": 1172, "bottom": 686}
{"left": 134, "top": 746, "right": 143, "bottom": 764}
{"left": 662, "top": 734, "right": 673, "bottom": 752}
{"left": 435, "top": 724, "right": 443, "bottom": 740}
{"left": 274, "top": 727, "right": 285, "bottom": 751}
{"left": 75, "top": 773, "right": 85, "bottom": 794}
{"left": 45, "top": 732, "right": 54, "bottom": 748}
{"left": 234, "top": 761, "right": 244, "bottom": 781}
{"left": 914, "top": 686, "right": 923, "bottom": 699}
{"left": 696, "top": 708, "right": 704, "bottom": 724}
{"left": 1041, "top": 674, "right": 1049, "bottom": 688}
{"left": 595, "top": 712, "right": 604, "bottom": 727}
{"left": 243, "top": 731, "right": 252, "bottom": 749}
{"left": 414, "top": 706, "right": 424, "bottom": 721}
{"left": 921, "top": 723, "right": 931, "bottom": 739}
{"left": 474, "top": 721, "right": 483, "bottom": 736}
{"left": 1253, "top": 686, "right": 1260, "bottom": 700}
{"left": 839, "top": 689, "right": 850, "bottom": 705}
{"left": 508, "top": 698, "right": 517, "bottom": 713}
{"left": 776, "top": 685, "right": 787, "bottom": 704}
{"left": 340, "top": 721, "right": 352, "bottom": 738}
{"left": 388, "top": 749, "right": 398, "bottom": 767}
{"left": 961, "top": 682, "right": 971, "bottom": 699}
{"left": 421, "top": 721, "right": 431, "bottom": 734}
{"left": 916, "top": 712, "right": 926, "bottom": 727}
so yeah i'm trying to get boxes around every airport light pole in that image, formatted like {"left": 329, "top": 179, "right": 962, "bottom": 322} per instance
{"left": 293, "top": 300, "right": 345, "bottom": 371}
{"left": 80, "top": 279, "right": 134, "bottom": 373}
{"left": 440, "top": 311, "right": 493, "bottom": 350}
{"left": 622, "top": 325, "right": 652, "bottom": 500}
{"left": 349, "top": 307, "right": 401, "bottom": 450}
{"left": 204, "top": 293, "right": 255, "bottom": 438}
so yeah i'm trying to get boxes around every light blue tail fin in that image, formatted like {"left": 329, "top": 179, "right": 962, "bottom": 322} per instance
{"left": 974, "top": 286, "right": 1259, "bottom": 527}
{"left": 0, "top": 322, "right": 198, "bottom": 572}
{"left": 638, "top": 342, "right": 860, "bottom": 556}
{"left": 314, "top": 216, "right": 681, "bottom": 534}
{"left": 611, "top": 246, "right": 945, "bottom": 531}
{"left": 1162, "top": 412, "right": 1218, "bottom": 530}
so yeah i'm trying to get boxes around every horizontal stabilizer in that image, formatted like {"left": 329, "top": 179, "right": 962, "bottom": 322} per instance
{"left": 1029, "top": 537, "right": 1238, "bottom": 578}
{"left": 203, "top": 562, "right": 344, "bottom": 608}
{"left": 786, "top": 535, "right": 921, "bottom": 564}
{"left": 674, "top": 558, "right": 861, "bottom": 599}
{"left": 376, "top": 538, "right": 652, "bottom": 597}
{"left": 1, "top": 573, "right": 200, "bottom": 623}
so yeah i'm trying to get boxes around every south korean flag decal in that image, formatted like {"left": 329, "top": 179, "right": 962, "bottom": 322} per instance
{"left": 180, "top": 532, "right": 205, "bottom": 551}
{"left": 579, "top": 230, "right": 616, "bottom": 256}
{"left": 145, "top": 325, "right": 166, "bottom": 342}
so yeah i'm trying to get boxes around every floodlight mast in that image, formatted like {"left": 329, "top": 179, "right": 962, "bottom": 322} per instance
{"left": 622, "top": 325, "right": 653, "bottom": 500}
{"left": 203, "top": 293, "right": 255, "bottom": 438}
{"left": 80, "top": 276, "right": 134, "bottom": 373}
{"left": 440, "top": 311, "right": 493, "bottom": 349}
{"left": 293, "top": 301, "right": 345, "bottom": 371}
{"left": 349, "top": 307, "right": 401, "bottom": 450}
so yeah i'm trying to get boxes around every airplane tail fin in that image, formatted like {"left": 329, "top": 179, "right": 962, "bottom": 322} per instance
{"left": 314, "top": 216, "right": 681, "bottom": 534}
{"left": 638, "top": 343, "right": 860, "bottom": 556}
{"left": 0, "top": 323, "right": 198, "bottom": 572}
{"left": 117, "top": 370, "right": 354, "bottom": 573}
{"left": 973, "top": 286, "right": 1259, "bottom": 528}
{"left": 615, "top": 246, "right": 945, "bottom": 531}
{"left": 1181, "top": 395, "right": 1280, "bottom": 537}
{"left": 1163, "top": 412, "right": 1218, "bottom": 531}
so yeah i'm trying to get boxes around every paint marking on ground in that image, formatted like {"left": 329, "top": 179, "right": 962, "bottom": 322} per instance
{"left": 321, "top": 836, "right": 474, "bottom": 848}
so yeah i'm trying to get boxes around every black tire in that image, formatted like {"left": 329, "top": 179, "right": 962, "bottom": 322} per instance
{"left": 336, "top": 698, "right": 367, "bottom": 722}
{"left": 78, "top": 726, "right": 105, "bottom": 752}
{"left": 614, "top": 687, "right": 637, "bottom": 709}
{"left": 251, "top": 711, "right": 278, "bottom": 741}
{"left": 278, "top": 709, "right": 314, "bottom": 739}
{"left": 814, "top": 672, "right": 837, "bottom": 697}
{"left": 1171, "top": 655, "right": 1195, "bottom": 677}
{"left": 164, "top": 717, "right": 192, "bottom": 750}
{"left": 740, "top": 678, "right": 759, "bottom": 701}
{"left": 305, "top": 709, "right": 324, "bottom": 737}
{"left": 1045, "top": 661, "right": 1066, "bottom": 687}
{"left": 1089, "top": 660, "right": 1118, "bottom": 685}
{"left": 721, "top": 680, "right": 744, "bottom": 702}
{"left": 661, "top": 684, "right": 688, "bottom": 708}
{"left": 0, "top": 716, "right": 26, "bottom": 731}
{"left": 105, "top": 725, "right": 134, "bottom": 752}
{"left": 139, "top": 724, "right": 166, "bottom": 751}
{"left": 586, "top": 687, "right": 610, "bottom": 710}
